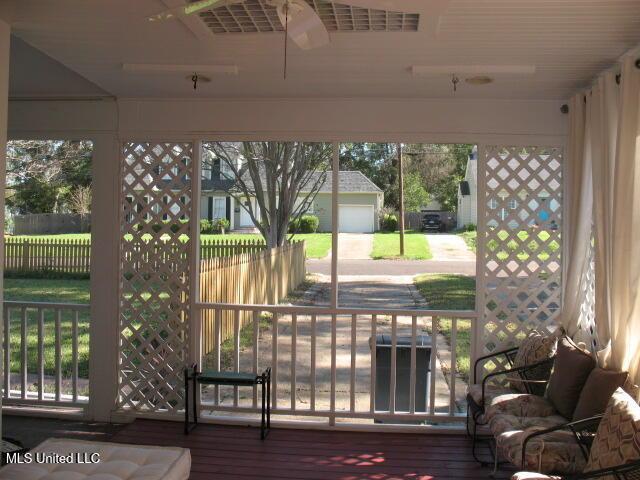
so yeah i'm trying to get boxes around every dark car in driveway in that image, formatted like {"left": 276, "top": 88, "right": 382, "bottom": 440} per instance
{"left": 421, "top": 213, "right": 443, "bottom": 232}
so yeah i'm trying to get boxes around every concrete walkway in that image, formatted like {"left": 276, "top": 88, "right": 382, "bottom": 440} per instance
{"left": 426, "top": 233, "right": 476, "bottom": 261}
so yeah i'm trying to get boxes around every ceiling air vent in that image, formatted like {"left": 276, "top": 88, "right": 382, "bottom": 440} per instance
{"left": 196, "top": 0, "right": 420, "bottom": 34}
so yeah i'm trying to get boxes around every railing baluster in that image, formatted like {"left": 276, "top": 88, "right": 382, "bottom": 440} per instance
{"left": 3, "top": 306, "right": 9, "bottom": 399}
{"left": 233, "top": 309, "right": 240, "bottom": 407}
{"left": 214, "top": 308, "right": 221, "bottom": 405}
{"left": 429, "top": 315, "right": 438, "bottom": 415}
{"left": 410, "top": 315, "right": 417, "bottom": 414}
{"left": 55, "top": 309, "right": 62, "bottom": 402}
{"left": 272, "top": 312, "right": 278, "bottom": 409}
{"left": 449, "top": 317, "right": 458, "bottom": 415}
{"left": 370, "top": 314, "right": 376, "bottom": 414}
{"left": 330, "top": 314, "right": 336, "bottom": 423}
{"left": 310, "top": 314, "right": 316, "bottom": 412}
{"left": 38, "top": 308, "right": 44, "bottom": 401}
{"left": 350, "top": 314, "right": 356, "bottom": 413}
{"left": 389, "top": 315, "right": 397, "bottom": 414}
{"left": 20, "top": 307, "right": 27, "bottom": 399}
{"left": 72, "top": 310, "right": 79, "bottom": 403}
{"left": 291, "top": 314, "right": 297, "bottom": 411}
{"left": 252, "top": 310, "right": 259, "bottom": 409}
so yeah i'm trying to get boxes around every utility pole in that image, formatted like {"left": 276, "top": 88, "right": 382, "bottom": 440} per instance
{"left": 398, "top": 143, "right": 405, "bottom": 256}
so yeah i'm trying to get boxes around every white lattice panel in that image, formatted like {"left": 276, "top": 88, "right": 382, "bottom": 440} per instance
{"left": 118, "top": 142, "right": 194, "bottom": 412}
{"left": 480, "top": 146, "right": 563, "bottom": 365}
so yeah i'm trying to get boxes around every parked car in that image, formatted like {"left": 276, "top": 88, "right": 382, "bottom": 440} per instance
{"left": 422, "top": 213, "right": 443, "bottom": 232}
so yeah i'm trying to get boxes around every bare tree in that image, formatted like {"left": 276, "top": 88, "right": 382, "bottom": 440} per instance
{"left": 68, "top": 185, "right": 92, "bottom": 214}
{"left": 203, "top": 142, "right": 332, "bottom": 248}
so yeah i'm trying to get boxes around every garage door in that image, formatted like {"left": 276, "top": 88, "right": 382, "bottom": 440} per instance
{"left": 338, "top": 205, "right": 374, "bottom": 233}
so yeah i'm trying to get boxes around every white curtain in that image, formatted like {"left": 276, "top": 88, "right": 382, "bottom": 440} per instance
{"left": 601, "top": 56, "right": 640, "bottom": 384}
{"left": 562, "top": 91, "right": 592, "bottom": 339}
{"left": 591, "top": 72, "right": 619, "bottom": 344}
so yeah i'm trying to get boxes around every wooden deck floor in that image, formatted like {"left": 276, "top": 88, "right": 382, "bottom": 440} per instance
{"left": 111, "top": 420, "right": 511, "bottom": 480}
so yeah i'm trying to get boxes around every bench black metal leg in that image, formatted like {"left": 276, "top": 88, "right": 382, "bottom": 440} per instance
{"left": 184, "top": 367, "right": 189, "bottom": 435}
{"left": 267, "top": 368, "right": 271, "bottom": 429}
{"left": 261, "top": 374, "right": 266, "bottom": 440}
{"left": 193, "top": 367, "right": 198, "bottom": 429}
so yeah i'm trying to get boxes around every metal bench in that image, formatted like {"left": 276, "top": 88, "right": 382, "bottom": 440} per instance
{"left": 184, "top": 364, "right": 271, "bottom": 439}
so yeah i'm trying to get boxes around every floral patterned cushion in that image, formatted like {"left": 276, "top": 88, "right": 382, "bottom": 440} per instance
{"left": 484, "top": 393, "right": 557, "bottom": 423}
{"left": 467, "top": 383, "right": 514, "bottom": 407}
{"left": 584, "top": 387, "right": 640, "bottom": 473}
{"left": 492, "top": 415, "right": 587, "bottom": 474}
{"left": 490, "top": 413, "right": 568, "bottom": 438}
{"left": 510, "top": 330, "right": 558, "bottom": 393}
{"left": 511, "top": 473, "right": 561, "bottom": 480}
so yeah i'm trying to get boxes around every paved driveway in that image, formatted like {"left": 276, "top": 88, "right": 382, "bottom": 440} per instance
{"left": 333, "top": 233, "right": 373, "bottom": 259}
{"left": 426, "top": 233, "right": 476, "bottom": 261}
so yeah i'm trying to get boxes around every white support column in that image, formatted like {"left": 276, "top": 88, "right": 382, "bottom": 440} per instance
{"left": 88, "top": 133, "right": 121, "bottom": 421}
{"left": 190, "top": 141, "right": 202, "bottom": 367}
{"left": 229, "top": 196, "right": 235, "bottom": 230}
{"left": 331, "top": 142, "right": 339, "bottom": 308}
{"left": 0, "top": 20, "right": 10, "bottom": 435}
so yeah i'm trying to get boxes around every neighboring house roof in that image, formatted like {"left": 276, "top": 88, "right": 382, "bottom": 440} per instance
{"left": 201, "top": 170, "right": 382, "bottom": 194}
{"left": 311, "top": 171, "right": 382, "bottom": 194}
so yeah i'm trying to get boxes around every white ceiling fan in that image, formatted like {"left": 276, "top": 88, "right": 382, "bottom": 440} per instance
{"left": 148, "top": 0, "right": 418, "bottom": 51}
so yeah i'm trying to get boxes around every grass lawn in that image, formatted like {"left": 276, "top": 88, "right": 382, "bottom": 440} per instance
{"left": 413, "top": 274, "right": 475, "bottom": 381}
{"left": 4, "top": 278, "right": 90, "bottom": 381}
{"left": 458, "top": 231, "right": 477, "bottom": 253}
{"left": 371, "top": 231, "right": 432, "bottom": 260}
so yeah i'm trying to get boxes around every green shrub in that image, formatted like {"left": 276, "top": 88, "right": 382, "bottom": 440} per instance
{"left": 200, "top": 219, "right": 213, "bottom": 234}
{"left": 382, "top": 214, "right": 398, "bottom": 232}
{"left": 214, "top": 218, "right": 230, "bottom": 233}
{"left": 299, "top": 215, "right": 319, "bottom": 233}
{"left": 464, "top": 223, "right": 476, "bottom": 232}
{"left": 288, "top": 218, "right": 300, "bottom": 233}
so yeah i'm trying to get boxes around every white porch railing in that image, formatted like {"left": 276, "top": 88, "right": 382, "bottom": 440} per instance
{"left": 2, "top": 301, "right": 90, "bottom": 408}
{"left": 196, "top": 302, "right": 477, "bottom": 426}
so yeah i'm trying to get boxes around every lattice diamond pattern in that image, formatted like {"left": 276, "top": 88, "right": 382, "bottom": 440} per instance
{"left": 197, "top": 0, "right": 419, "bottom": 34}
{"left": 481, "top": 146, "right": 563, "bottom": 366}
{"left": 118, "top": 142, "right": 193, "bottom": 413}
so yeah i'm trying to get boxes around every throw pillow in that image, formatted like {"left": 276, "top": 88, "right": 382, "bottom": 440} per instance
{"left": 585, "top": 387, "right": 640, "bottom": 472}
{"left": 510, "top": 330, "right": 557, "bottom": 394}
{"left": 546, "top": 336, "right": 596, "bottom": 419}
{"left": 573, "top": 368, "right": 628, "bottom": 421}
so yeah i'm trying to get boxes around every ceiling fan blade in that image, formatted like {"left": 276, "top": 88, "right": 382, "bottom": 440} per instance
{"left": 147, "top": 0, "right": 231, "bottom": 22}
{"left": 276, "top": 0, "right": 330, "bottom": 50}
{"left": 333, "top": 0, "right": 417, "bottom": 13}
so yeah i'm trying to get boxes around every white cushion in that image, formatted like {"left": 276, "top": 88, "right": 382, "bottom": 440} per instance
{"left": 0, "top": 438, "right": 191, "bottom": 480}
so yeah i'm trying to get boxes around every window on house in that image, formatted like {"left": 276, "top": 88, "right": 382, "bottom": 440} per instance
{"left": 213, "top": 197, "right": 226, "bottom": 219}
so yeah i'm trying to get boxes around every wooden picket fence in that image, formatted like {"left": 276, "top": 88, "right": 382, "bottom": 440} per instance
{"left": 3, "top": 237, "right": 267, "bottom": 276}
{"left": 200, "top": 238, "right": 265, "bottom": 258}
{"left": 200, "top": 241, "right": 306, "bottom": 355}
{"left": 4, "top": 237, "right": 91, "bottom": 275}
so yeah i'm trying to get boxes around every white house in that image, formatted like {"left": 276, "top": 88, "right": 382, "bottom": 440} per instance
{"left": 457, "top": 148, "right": 477, "bottom": 228}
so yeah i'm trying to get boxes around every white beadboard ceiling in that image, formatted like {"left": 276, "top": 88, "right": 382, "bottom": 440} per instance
{"left": 2, "top": 0, "right": 640, "bottom": 99}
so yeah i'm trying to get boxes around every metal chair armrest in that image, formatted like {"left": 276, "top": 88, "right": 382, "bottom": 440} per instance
{"left": 473, "top": 347, "right": 519, "bottom": 383}
{"left": 521, "top": 415, "right": 604, "bottom": 469}
{"left": 480, "top": 358, "right": 553, "bottom": 406}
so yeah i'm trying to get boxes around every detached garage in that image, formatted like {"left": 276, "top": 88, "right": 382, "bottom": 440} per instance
{"left": 310, "top": 171, "right": 384, "bottom": 233}
{"left": 338, "top": 205, "right": 375, "bottom": 233}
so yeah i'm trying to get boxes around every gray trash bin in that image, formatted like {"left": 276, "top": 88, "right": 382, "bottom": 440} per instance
{"left": 373, "top": 334, "right": 432, "bottom": 417}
